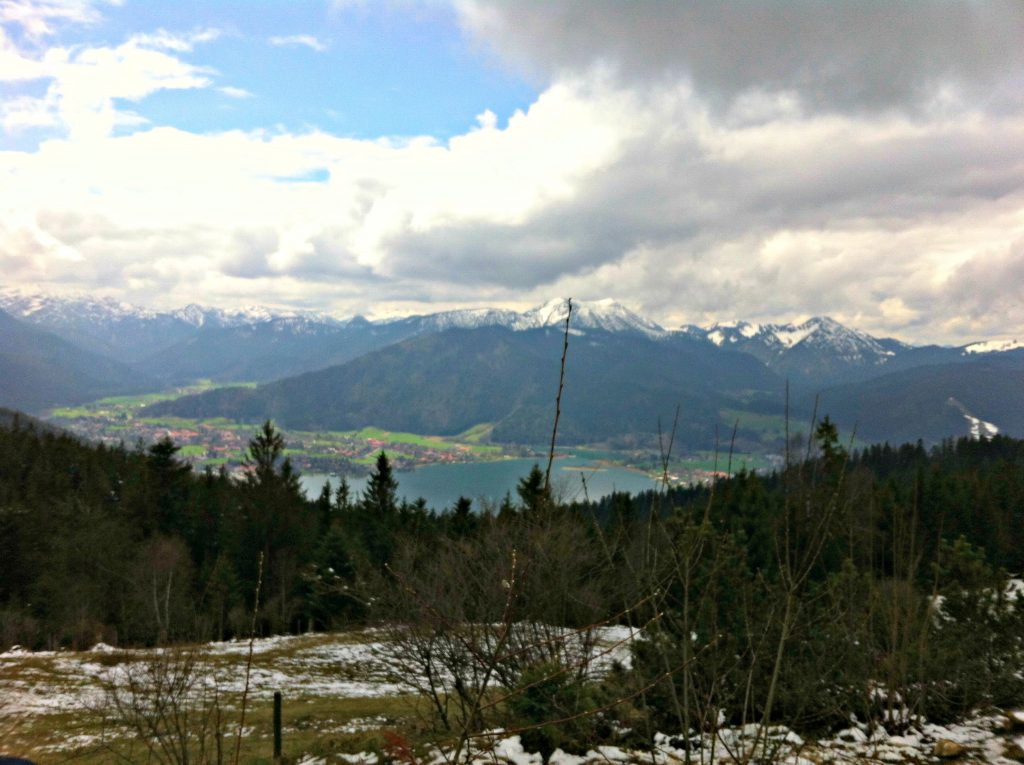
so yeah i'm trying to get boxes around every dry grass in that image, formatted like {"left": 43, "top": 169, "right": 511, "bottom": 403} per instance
{"left": 0, "top": 631, "right": 425, "bottom": 763}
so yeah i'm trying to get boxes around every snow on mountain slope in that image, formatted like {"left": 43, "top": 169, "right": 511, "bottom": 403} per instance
{"left": 694, "top": 320, "right": 764, "bottom": 347}
{"left": 397, "top": 307, "right": 523, "bottom": 332}
{"left": 384, "top": 299, "right": 666, "bottom": 337}
{"left": 517, "top": 298, "right": 666, "bottom": 336}
{"left": 963, "top": 338, "right": 1023, "bottom": 354}
{"left": 0, "top": 289, "right": 159, "bottom": 324}
{"left": 787, "top": 316, "right": 894, "bottom": 362}
{"left": 684, "top": 316, "right": 900, "bottom": 365}
{"left": 948, "top": 397, "right": 1000, "bottom": 439}
{"left": 0, "top": 290, "right": 343, "bottom": 332}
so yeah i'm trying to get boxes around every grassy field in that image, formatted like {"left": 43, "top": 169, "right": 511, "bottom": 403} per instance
{"left": 51, "top": 382, "right": 250, "bottom": 419}
{"left": 1, "top": 632, "right": 425, "bottom": 763}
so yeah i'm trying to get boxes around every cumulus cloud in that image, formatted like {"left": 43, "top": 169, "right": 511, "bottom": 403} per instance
{"left": 0, "top": 28, "right": 216, "bottom": 138}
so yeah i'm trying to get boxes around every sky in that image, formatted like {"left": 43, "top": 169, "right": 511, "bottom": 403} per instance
{"left": 1, "top": 0, "right": 1023, "bottom": 344}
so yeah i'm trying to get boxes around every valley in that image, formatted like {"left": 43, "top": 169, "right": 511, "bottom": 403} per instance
{"left": 47, "top": 385, "right": 772, "bottom": 506}
{"left": 47, "top": 385, "right": 516, "bottom": 477}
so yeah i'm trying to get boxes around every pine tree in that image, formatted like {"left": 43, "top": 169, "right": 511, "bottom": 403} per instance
{"left": 516, "top": 463, "right": 549, "bottom": 514}
{"left": 362, "top": 452, "right": 398, "bottom": 515}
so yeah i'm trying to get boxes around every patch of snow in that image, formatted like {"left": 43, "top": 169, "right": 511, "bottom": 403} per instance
{"left": 772, "top": 323, "right": 817, "bottom": 348}
{"left": 548, "top": 750, "right": 587, "bottom": 765}
{"left": 336, "top": 754, "right": 379, "bottom": 765}
{"left": 948, "top": 397, "right": 1000, "bottom": 439}
{"left": 964, "top": 338, "right": 1023, "bottom": 354}
{"left": 494, "top": 735, "right": 545, "bottom": 765}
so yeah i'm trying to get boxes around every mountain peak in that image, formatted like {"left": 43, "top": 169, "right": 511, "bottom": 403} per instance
{"left": 172, "top": 304, "right": 209, "bottom": 327}
{"left": 521, "top": 298, "right": 666, "bottom": 336}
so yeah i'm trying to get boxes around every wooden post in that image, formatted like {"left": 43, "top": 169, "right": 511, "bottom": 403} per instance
{"left": 273, "top": 691, "right": 282, "bottom": 762}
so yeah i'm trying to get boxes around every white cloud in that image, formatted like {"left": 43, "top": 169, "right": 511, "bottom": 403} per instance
{"left": 1, "top": 30, "right": 215, "bottom": 139}
{"left": 129, "top": 27, "right": 221, "bottom": 52}
{"left": 268, "top": 34, "right": 327, "bottom": 52}
{"left": 219, "top": 85, "right": 251, "bottom": 99}
{"left": 0, "top": 0, "right": 120, "bottom": 40}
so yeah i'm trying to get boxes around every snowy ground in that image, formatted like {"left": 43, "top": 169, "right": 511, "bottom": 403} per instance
{"left": 1, "top": 630, "right": 407, "bottom": 718}
{"left": 2, "top": 628, "right": 1022, "bottom": 764}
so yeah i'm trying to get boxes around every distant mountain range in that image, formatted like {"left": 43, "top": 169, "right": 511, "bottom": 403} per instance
{"left": 2, "top": 289, "right": 1022, "bottom": 448}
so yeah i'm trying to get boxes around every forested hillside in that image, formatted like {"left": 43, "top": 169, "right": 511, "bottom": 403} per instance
{"left": 145, "top": 326, "right": 782, "bottom": 448}
{"left": 0, "top": 309, "right": 154, "bottom": 411}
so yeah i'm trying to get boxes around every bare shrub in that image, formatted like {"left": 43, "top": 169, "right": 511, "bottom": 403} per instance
{"left": 99, "top": 647, "right": 228, "bottom": 765}
{"left": 378, "top": 510, "right": 623, "bottom": 761}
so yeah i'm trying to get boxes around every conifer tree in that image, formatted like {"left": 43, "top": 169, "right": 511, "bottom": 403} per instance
{"left": 516, "top": 463, "right": 549, "bottom": 514}
{"left": 362, "top": 451, "right": 398, "bottom": 515}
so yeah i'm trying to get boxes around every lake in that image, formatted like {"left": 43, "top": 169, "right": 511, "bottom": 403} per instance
{"left": 298, "top": 455, "right": 660, "bottom": 511}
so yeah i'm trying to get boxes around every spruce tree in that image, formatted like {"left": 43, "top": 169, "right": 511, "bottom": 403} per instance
{"left": 516, "top": 463, "right": 549, "bottom": 514}
{"left": 362, "top": 451, "right": 398, "bottom": 515}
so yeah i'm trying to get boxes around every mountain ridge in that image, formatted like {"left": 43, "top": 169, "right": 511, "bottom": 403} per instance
{"left": 4, "top": 290, "right": 1024, "bottom": 446}
{"left": 5, "top": 289, "right": 1020, "bottom": 358}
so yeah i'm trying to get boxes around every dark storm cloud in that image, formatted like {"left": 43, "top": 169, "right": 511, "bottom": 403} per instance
{"left": 384, "top": 199, "right": 650, "bottom": 288}
{"left": 462, "top": 1, "right": 1024, "bottom": 115}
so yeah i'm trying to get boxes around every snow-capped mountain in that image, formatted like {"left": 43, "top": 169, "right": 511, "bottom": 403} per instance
{"left": 685, "top": 316, "right": 902, "bottom": 362}
{"left": 0, "top": 289, "right": 159, "bottom": 324}
{"left": 517, "top": 298, "right": 666, "bottom": 337}
{"left": 0, "top": 289, "right": 195, "bottom": 362}
{"left": 5, "top": 288, "right": 1023, "bottom": 394}
{"left": 387, "top": 298, "right": 666, "bottom": 338}
{"left": 0, "top": 290, "right": 342, "bottom": 331}
{"left": 0, "top": 290, "right": 349, "bottom": 361}
{"left": 383, "top": 307, "right": 523, "bottom": 334}
{"left": 680, "top": 316, "right": 919, "bottom": 386}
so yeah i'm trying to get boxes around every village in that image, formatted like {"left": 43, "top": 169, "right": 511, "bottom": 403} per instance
{"left": 48, "top": 395, "right": 512, "bottom": 477}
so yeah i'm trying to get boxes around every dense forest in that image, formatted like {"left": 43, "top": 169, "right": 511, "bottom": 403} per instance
{"left": 1, "top": 415, "right": 1022, "bottom": 746}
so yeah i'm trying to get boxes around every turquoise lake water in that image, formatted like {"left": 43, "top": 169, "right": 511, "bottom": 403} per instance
{"left": 298, "top": 456, "right": 659, "bottom": 511}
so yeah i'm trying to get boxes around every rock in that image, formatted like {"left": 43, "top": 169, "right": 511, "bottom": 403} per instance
{"left": 933, "top": 739, "right": 965, "bottom": 758}
{"left": 1010, "top": 711, "right": 1024, "bottom": 731}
